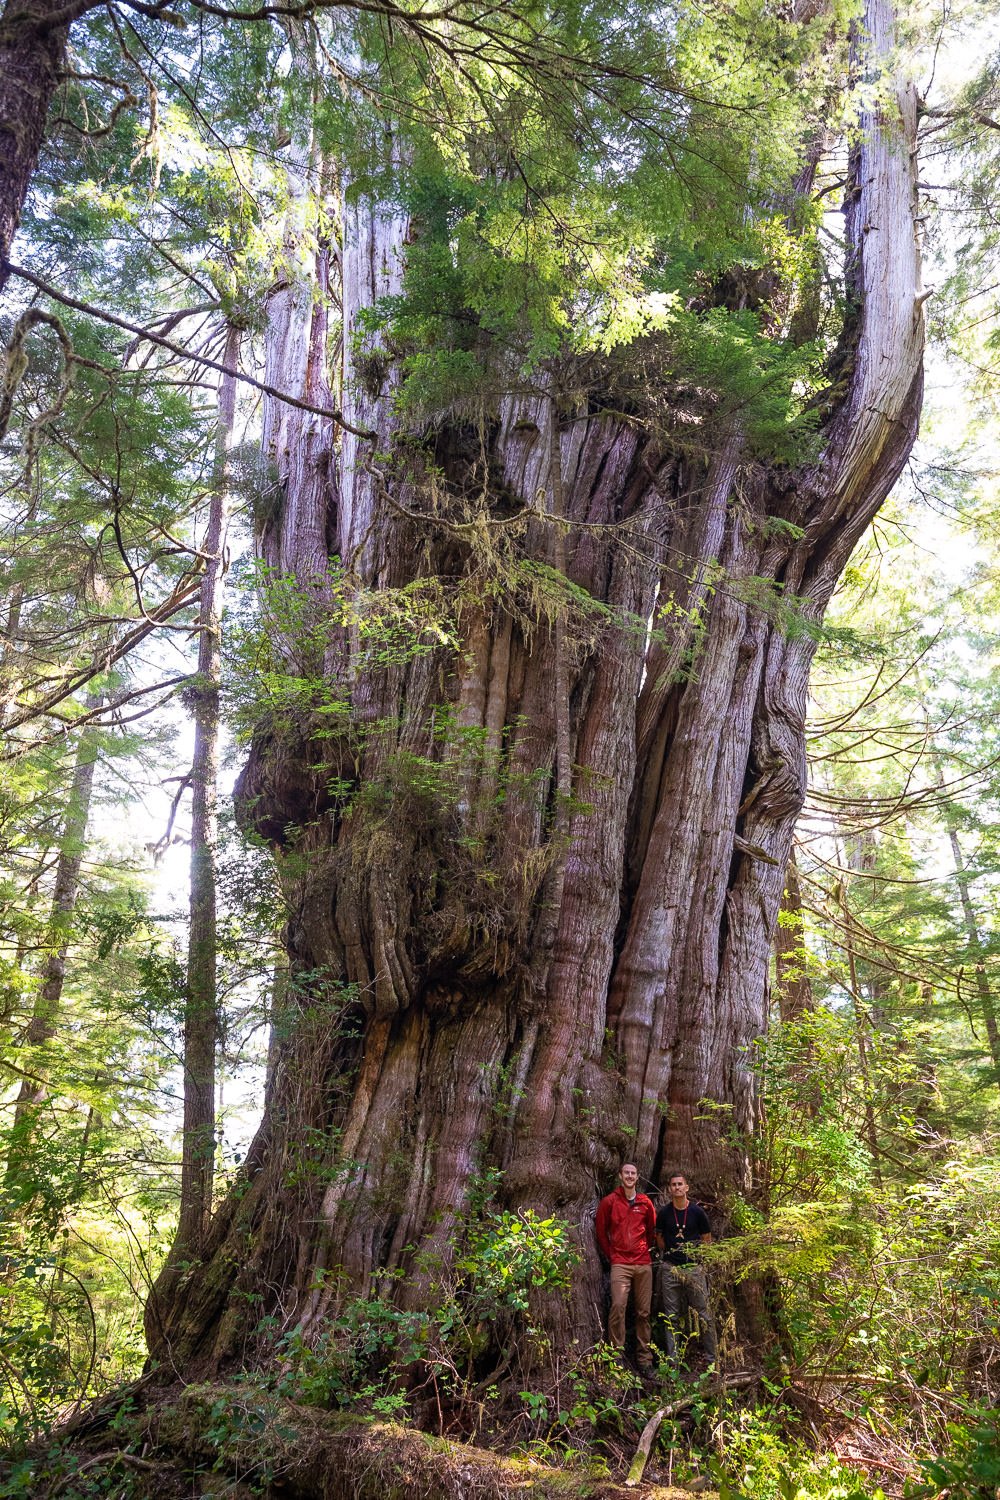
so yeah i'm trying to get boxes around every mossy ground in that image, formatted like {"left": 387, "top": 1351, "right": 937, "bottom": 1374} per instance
{"left": 0, "top": 1383, "right": 717, "bottom": 1500}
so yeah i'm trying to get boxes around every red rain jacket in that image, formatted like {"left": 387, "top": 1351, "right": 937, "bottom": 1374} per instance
{"left": 595, "top": 1186, "right": 656, "bottom": 1266}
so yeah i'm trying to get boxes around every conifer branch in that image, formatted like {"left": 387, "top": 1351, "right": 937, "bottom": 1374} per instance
{"left": 2, "top": 260, "right": 378, "bottom": 438}
{"left": 2, "top": 574, "right": 203, "bottom": 737}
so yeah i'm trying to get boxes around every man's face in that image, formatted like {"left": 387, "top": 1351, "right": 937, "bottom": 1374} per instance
{"left": 619, "top": 1163, "right": 639, "bottom": 1193}
{"left": 669, "top": 1175, "right": 689, "bottom": 1200}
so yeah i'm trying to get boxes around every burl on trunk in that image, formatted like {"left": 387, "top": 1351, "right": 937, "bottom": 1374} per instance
{"left": 146, "top": 0, "right": 923, "bottom": 1371}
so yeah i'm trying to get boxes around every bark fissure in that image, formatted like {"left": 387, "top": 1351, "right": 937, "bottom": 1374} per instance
{"left": 0, "top": 0, "right": 72, "bottom": 295}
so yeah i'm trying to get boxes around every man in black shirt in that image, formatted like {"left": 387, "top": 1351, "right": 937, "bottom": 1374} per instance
{"left": 655, "top": 1171, "right": 718, "bottom": 1365}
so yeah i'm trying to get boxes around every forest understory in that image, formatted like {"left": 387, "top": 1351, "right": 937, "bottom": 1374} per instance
{"left": 4, "top": 1358, "right": 983, "bottom": 1500}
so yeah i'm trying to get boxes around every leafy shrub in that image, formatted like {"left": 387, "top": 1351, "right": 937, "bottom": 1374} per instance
{"left": 459, "top": 1209, "right": 579, "bottom": 1317}
{"left": 714, "top": 1410, "right": 881, "bottom": 1500}
{"left": 266, "top": 1204, "right": 579, "bottom": 1418}
{"left": 915, "top": 1407, "right": 1000, "bottom": 1500}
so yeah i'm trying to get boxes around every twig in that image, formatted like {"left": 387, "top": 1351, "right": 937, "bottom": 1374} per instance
{"left": 3, "top": 575, "right": 202, "bottom": 737}
{"left": 152, "top": 770, "right": 193, "bottom": 858}
{"left": 45, "top": 1450, "right": 159, "bottom": 1499}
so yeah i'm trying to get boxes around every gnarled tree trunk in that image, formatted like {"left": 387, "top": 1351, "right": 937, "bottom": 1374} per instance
{"left": 146, "top": 0, "right": 924, "bottom": 1373}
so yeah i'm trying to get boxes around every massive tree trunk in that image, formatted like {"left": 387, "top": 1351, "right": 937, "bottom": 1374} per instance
{"left": 147, "top": 0, "right": 924, "bottom": 1372}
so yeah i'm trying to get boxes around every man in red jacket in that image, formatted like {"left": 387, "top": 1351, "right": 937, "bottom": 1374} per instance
{"left": 595, "top": 1162, "right": 657, "bottom": 1377}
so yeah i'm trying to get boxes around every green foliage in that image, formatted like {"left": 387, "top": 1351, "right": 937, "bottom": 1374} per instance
{"left": 0, "top": 884, "right": 180, "bottom": 1442}
{"left": 252, "top": 1194, "right": 578, "bottom": 1428}
{"left": 224, "top": 559, "right": 458, "bottom": 744}
{"left": 326, "top": 0, "right": 847, "bottom": 452}
{"left": 713, "top": 1409, "right": 880, "bottom": 1500}
{"left": 916, "top": 1406, "right": 1000, "bottom": 1500}
{"left": 734, "top": 1001, "right": 1000, "bottom": 1393}
{"left": 459, "top": 1209, "right": 579, "bottom": 1316}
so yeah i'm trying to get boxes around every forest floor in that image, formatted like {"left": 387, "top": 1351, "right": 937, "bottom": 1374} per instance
{"left": 1, "top": 1378, "right": 724, "bottom": 1500}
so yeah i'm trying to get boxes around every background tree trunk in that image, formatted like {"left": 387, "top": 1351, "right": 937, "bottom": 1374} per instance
{"left": 258, "top": 27, "right": 336, "bottom": 590}
{"left": 172, "top": 323, "right": 239, "bottom": 1262}
{"left": 0, "top": 0, "right": 74, "bottom": 293}
{"left": 774, "top": 849, "right": 814, "bottom": 1023}
{"left": 4, "top": 694, "right": 102, "bottom": 1190}
{"left": 949, "top": 828, "right": 1000, "bottom": 1078}
{"left": 147, "top": 0, "right": 925, "bottom": 1373}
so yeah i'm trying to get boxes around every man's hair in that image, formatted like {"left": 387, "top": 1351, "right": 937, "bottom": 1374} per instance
{"left": 620, "top": 1161, "right": 638, "bottom": 1172}
{"left": 667, "top": 1170, "right": 689, "bottom": 1184}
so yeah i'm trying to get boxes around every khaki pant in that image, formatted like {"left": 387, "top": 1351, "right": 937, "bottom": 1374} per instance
{"left": 657, "top": 1261, "right": 718, "bottom": 1361}
{"left": 608, "top": 1262, "right": 653, "bottom": 1368}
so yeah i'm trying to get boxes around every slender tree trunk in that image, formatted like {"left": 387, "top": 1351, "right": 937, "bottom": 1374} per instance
{"left": 838, "top": 878, "right": 883, "bottom": 1191}
{"left": 0, "top": 581, "right": 27, "bottom": 720}
{"left": 926, "top": 748, "right": 1000, "bottom": 1078}
{"left": 147, "top": 0, "right": 924, "bottom": 1373}
{"left": 774, "top": 847, "right": 813, "bottom": 1023}
{"left": 948, "top": 828, "right": 1000, "bottom": 1077}
{"left": 0, "top": 479, "right": 42, "bottom": 722}
{"left": 5, "top": 694, "right": 102, "bottom": 1187}
{"left": 173, "top": 322, "right": 239, "bottom": 1258}
{"left": 46, "top": 1103, "right": 95, "bottom": 1336}
{"left": 913, "top": 980, "right": 941, "bottom": 1139}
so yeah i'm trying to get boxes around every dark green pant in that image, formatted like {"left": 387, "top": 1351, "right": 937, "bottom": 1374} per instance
{"left": 657, "top": 1262, "right": 718, "bottom": 1361}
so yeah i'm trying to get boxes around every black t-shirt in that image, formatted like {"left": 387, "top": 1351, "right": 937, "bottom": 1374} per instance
{"left": 656, "top": 1200, "right": 711, "bottom": 1264}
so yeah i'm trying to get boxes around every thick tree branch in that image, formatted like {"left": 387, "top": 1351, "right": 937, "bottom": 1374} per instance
{"left": 807, "top": 0, "right": 924, "bottom": 555}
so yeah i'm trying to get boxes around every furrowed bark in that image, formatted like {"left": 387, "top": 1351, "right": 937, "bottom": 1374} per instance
{"left": 146, "top": 0, "right": 924, "bottom": 1374}
{"left": 0, "top": 0, "right": 73, "bottom": 293}
{"left": 259, "top": 26, "right": 337, "bottom": 588}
